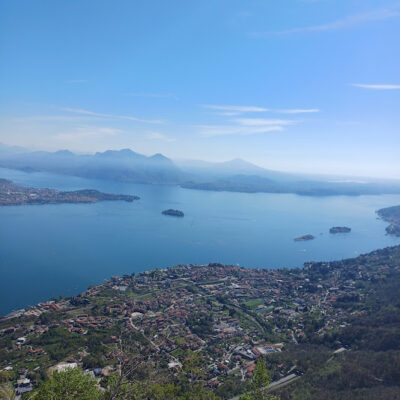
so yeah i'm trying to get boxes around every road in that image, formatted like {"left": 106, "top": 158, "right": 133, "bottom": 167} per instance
{"left": 229, "top": 373, "right": 300, "bottom": 400}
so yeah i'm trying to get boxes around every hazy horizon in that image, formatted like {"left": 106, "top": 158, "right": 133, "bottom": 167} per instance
{"left": 1, "top": 0, "right": 399, "bottom": 179}
{"left": 2, "top": 142, "right": 400, "bottom": 183}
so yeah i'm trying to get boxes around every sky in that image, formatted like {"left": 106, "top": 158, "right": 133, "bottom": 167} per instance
{"left": 0, "top": 0, "right": 399, "bottom": 179}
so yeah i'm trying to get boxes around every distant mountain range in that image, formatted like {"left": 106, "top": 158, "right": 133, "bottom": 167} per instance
{"left": 1, "top": 143, "right": 400, "bottom": 196}
{"left": 0, "top": 146, "right": 183, "bottom": 184}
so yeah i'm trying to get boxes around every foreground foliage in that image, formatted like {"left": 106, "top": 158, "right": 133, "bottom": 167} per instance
{"left": 240, "top": 360, "right": 278, "bottom": 400}
{"left": 30, "top": 368, "right": 101, "bottom": 400}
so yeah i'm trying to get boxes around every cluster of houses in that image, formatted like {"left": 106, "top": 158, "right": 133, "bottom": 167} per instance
{"left": 1, "top": 249, "right": 398, "bottom": 393}
{"left": 61, "top": 314, "right": 112, "bottom": 334}
{"left": 2, "top": 300, "right": 65, "bottom": 321}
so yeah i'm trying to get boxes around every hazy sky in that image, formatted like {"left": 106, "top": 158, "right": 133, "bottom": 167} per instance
{"left": 0, "top": 0, "right": 399, "bottom": 178}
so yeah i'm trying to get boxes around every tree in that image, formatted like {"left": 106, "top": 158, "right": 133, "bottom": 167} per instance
{"left": 145, "top": 383, "right": 181, "bottom": 400}
{"left": 102, "top": 373, "right": 136, "bottom": 400}
{"left": 30, "top": 368, "right": 101, "bottom": 400}
{"left": 0, "top": 382, "right": 16, "bottom": 400}
{"left": 146, "top": 382, "right": 220, "bottom": 400}
{"left": 101, "top": 332, "right": 149, "bottom": 400}
{"left": 240, "top": 359, "right": 278, "bottom": 400}
{"left": 181, "top": 350, "right": 204, "bottom": 382}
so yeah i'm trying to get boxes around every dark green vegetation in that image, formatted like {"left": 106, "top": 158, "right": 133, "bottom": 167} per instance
{"left": 377, "top": 205, "right": 400, "bottom": 236}
{"left": 19, "top": 366, "right": 223, "bottom": 400}
{"left": 274, "top": 247, "right": 400, "bottom": 400}
{"left": 0, "top": 179, "right": 138, "bottom": 206}
{"left": 294, "top": 234, "right": 314, "bottom": 242}
{"left": 29, "top": 368, "right": 101, "bottom": 399}
{"left": 162, "top": 209, "right": 184, "bottom": 217}
{"left": 1, "top": 246, "right": 400, "bottom": 399}
{"left": 239, "top": 359, "right": 278, "bottom": 400}
{"left": 329, "top": 227, "right": 351, "bottom": 234}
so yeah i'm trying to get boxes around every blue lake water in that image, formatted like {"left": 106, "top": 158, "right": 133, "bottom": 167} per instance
{"left": 1, "top": 167, "right": 399, "bottom": 315}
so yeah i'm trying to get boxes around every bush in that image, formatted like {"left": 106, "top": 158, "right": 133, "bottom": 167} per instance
{"left": 31, "top": 368, "right": 101, "bottom": 400}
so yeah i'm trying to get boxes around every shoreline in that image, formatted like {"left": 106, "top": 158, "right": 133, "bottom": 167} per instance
{"left": 3, "top": 244, "right": 399, "bottom": 319}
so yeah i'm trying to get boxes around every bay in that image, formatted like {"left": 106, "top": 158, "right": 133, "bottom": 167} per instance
{"left": 1, "top": 167, "right": 399, "bottom": 315}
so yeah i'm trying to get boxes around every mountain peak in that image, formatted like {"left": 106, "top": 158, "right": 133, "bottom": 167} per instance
{"left": 225, "top": 158, "right": 254, "bottom": 167}
{"left": 95, "top": 148, "right": 143, "bottom": 159}
{"left": 219, "top": 158, "right": 266, "bottom": 173}
{"left": 151, "top": 153, "right": 169, "bottom": 161}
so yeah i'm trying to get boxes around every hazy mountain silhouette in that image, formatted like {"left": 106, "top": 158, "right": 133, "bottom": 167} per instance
{"left": 0, "top": 146, "right": 183, "bottom": 184}
{"left": 1, "top": 143, "right": 400, "bottom": 195}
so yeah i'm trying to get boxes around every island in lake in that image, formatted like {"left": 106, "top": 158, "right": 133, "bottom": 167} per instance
{"left": 0, "top": 178, "right": 139, "bottom": 206}
{"left": 294, "top": 234, "right": 315, "bottom": 241}
{"left": 162, "top": 209, "right": 184, "bottom": 217}
{"left": 329, "top": 226, "right": 351, "bottom": 234}
{"left": 377, "top": 205, "right": 400, "bottom": 236}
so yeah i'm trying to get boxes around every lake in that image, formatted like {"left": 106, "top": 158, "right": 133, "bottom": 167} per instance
{"left": 1, "top": 167, "right": 399, "bottom": 315}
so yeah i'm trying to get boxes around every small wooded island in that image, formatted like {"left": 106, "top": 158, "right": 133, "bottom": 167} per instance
{"left": 294, "top": 234, "right": 315, "bottom": 241}
{"left": 0, "top": 178, "right": 139, "bottom": 206}
{"left": 329, "top": 226, "right": 351, "bottom": 234}
{"left": 162, "top": 209, "right": 184, "bottom": 217}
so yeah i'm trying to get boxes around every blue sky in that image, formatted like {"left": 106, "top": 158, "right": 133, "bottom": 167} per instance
{"left": 0, "top": 0, "right": 399, "bottom": 178}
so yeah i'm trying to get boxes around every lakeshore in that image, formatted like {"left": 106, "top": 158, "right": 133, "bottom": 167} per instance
{"left": 1, "top": 167, "right": 400, "bottom": 315}
{"left": 0, "top": 178, "right": 138, "bottom": 206}
{"left": 2, "top": 245, "right": 400, "bottom": 399}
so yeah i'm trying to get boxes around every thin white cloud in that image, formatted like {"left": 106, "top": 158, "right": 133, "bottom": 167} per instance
{"left": 234, "top": 118, "right": 295, "bottom": 126}
{"left": 146, "top": 131, "right": 175, "bottom": 142}
{"left": 275, "top": 108, "right": 320, "bottom": 114}
{"left": 56, "top": 126, "right": 122, "bottom": 140}
{"left": 61, "top": 107, "right": 164, "bottom": 124}
{"left": 202, "top": 105, "right": 270, "bottom": 114}
{"left": 12, "top": 115, "right": 98, "bottom": 123}
{"left": 197, "top": 124, "right": 284, "bottom": 137}
{"left": 198, "top": 105, "right": 315, "bottom": 136}
{"left": 351, "top": 83, "right": 400, "bottom": 90}
{"left": 202, "top": 104, "right": 319, "bottom": 115}
{"left": 253, "top": 6, "right": 400, "bottom": 36}
{"left": 216, "top": 111, "right": 246, "bottom": 116}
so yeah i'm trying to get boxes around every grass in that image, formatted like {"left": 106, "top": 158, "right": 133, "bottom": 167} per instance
{"left": 244, "top": 298, "right": 265, "bottom": 310}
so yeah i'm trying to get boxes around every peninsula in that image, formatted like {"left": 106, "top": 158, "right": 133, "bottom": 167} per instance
{"left": 0, "top": 178, "right": 139, "bottom": 206}
{"left": 162, "top": 209, "right": 184, "bottom": 217}
{"left": 377, "top": 205, "right": 400, "bottom": 236}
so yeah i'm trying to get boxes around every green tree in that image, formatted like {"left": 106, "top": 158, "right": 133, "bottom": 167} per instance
{"left": 145, "top": 383, "right": 182, "bottom": 399}
{"left": 181, "top": 350, "right": 204, "bottom": 381}
{"left": 240, "top": 359, "right": 278, "bottom": 400}
{"left": 0, "top": 372, "right": 14, "bottom": 384}
{"left": 185, "top": 384, "right": 221, "bottom": 400}
{"left": 30, "top": 368, "right": 101, "bottom": 400}
{"left": 0, "top": 382, "right": 16, "bottom": 400}
{"left": 102, "top": 373, "right": 136, "bottom": 400}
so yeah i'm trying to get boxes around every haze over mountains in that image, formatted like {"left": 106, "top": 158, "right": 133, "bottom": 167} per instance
{"left": 1, "top": 143, "right": 400, "bottom": 196}
{"left": 0, "top": 145, "right": 182, "bottom": 184}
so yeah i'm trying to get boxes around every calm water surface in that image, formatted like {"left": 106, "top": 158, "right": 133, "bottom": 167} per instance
{"left": 1, "top": 167, "right": 399, "bottom": 315}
